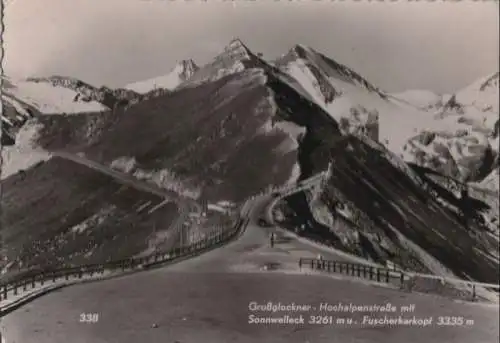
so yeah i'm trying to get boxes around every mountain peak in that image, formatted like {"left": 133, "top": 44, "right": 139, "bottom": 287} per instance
{"left": 292, "top": 43, "right": 312, "bottom": 53}
{"left": 276, "top": 43, "right": 386, "bottom": 99}
{"left": 180, "top": 38, "right": 269, "bottom": 87}
{"left": 280, "top": 44, "right": 312, "bottom": 61}
{"left": 226, "top": 38, "right": 248, "bottom": 49}
{"left": 221, "top": 38, "right": 253, "bottom": 60}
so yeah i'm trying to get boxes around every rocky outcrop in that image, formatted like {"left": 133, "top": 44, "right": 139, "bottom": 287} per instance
{"left": 404, "top": 130, "right": 497, "bottom": 182}
{"left": 338, "top": 106, "right": 379, "bottom": 142}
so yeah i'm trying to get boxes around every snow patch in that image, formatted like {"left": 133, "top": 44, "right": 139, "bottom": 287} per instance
{"left": 1, "top": 116, "right": 14, "bottom": 127}
{"left": 207, "top": 204, "right": 229, "bottom": 213}
{"left": 126, "top": 60, "right": 198, "bottom": 94}
{"left": 70, "top": 206, "right": 115, "bottom": 234}
{"left": 217, "top": 200, "right": 235, "bottom": 208}
{"left": 273, "top": 69, "right": 317, "bottom": 104}
{"left": 311, "top": 198, "right": 336, "bottom": 228}
{"left": 477, "top": 168, "right": 499, "bottom": 193}
{"left": 258, "top": 115, "right": 306, "bottom": 154}
{"left": 286, "top": 163, "right": 301, "bottom": 185}
{"left": 110, "top": 157, "right": 201, "bottom": 199}
{"left": 1, "top": 121, "right": 52, "bottom": 179}
{"left": 110, "top": 156, "right": 137, "bottom": 173}
{"left": 3, "top": 80, "right": 107, "bottom": 114}
{"left": 285, "top": 59, "right": 328, "bottom": 105}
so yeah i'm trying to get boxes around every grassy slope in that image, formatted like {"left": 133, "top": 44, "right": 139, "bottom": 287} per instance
{"left": 1, "top": 157, "right": 179, "bottom": 274}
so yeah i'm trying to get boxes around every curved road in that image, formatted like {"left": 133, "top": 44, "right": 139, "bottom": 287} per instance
{"left": 2, "top": 196, "right": 498, "bottom": 343}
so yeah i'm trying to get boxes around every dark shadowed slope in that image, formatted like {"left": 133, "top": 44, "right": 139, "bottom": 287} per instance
{"left": 1, "top": 157, "right": 179, "bottom": 275}
{"left": 286, "top": 136, "right": 499, "bottom": 284}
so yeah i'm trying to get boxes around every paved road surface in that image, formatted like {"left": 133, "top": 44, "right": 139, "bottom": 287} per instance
{"left": 2, "top": 196, "right": 498, "bottom": 343}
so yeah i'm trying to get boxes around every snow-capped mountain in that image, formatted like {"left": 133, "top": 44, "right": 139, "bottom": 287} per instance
{"left": 126, "top": 59, "right": 199, "bottom": 94}
{"left": 25, "top": 75, "right": 142, "bottom": 110}
{"left": 1, "top": 75, "right": 107, "bottom": 147}
{"left": 272, "top": 46, "right": 499, "bottom": 184}
{"left": 3, "top": 43, "right": 497, "bottom": 186}
{"left": 1, "top": 75, "right": 142, "bottom": 179}
{"left": 0, "top": 75, "right": 148, "bottom": 146}
{"left": 1, "top": 76, "right": 109, "bottom": 115}
{"left": 273, "top": 44, "right": 454, "bottom": 156}
{"left": 404, "top": 72, "right": 499, "bottom": 182}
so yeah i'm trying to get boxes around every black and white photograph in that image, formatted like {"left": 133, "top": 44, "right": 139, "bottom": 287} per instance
{"left": 0, "top": 0, "right": 499, "bottom": 342}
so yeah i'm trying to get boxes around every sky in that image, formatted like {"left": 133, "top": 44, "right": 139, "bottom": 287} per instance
{"left": 2, "top": 0, "right": 499, "bottom": 94}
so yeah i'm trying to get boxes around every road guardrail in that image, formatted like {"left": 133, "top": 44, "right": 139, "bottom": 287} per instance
{"left": 0, "top": 207, "right": 247, "bottom": 316}
{"left": 299, "top": 257, "right": 500, "bottom": 303}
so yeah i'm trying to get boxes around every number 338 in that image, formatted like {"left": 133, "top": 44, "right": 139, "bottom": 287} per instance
{"left": 79, "top": 313, "right": 99, "bottom": 323}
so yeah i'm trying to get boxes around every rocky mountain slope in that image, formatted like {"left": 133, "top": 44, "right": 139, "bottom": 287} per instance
{"left": 33, "top": 62, "right": 342, "bottom": 201}
{"left": 277, "top": 135, "right": 498, "bottom": 284}
{"left": 1, "top": 39, "right": 498, "bottom": 284}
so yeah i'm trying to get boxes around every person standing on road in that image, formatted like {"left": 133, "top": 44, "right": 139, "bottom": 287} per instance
{"left": 270, "top": 232, "right": 275, "bottom": 248}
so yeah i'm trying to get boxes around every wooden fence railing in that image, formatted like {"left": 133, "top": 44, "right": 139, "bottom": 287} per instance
{"left": 299, "top": 257, "right": 406, "bottom": 285}
{"left": 299, "top": 257, "right": 500, "bottom": 303}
